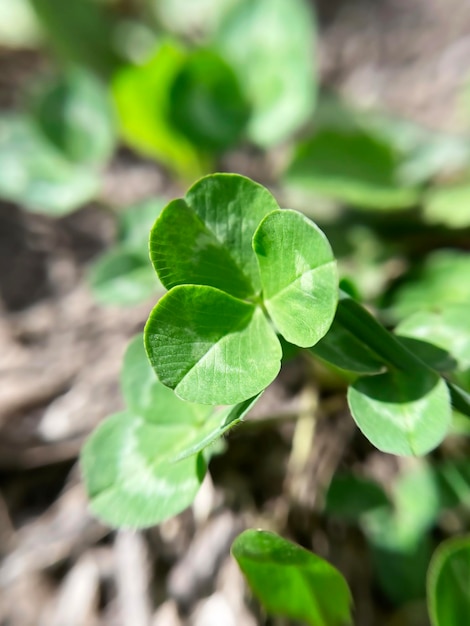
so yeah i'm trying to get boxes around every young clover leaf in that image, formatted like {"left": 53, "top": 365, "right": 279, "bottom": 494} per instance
{"left": 310, "top": 293, "right": 453, "bottom": 455}
{"left": 348, "top": 369, "right": 451, "bottom": 456}
{"left": 232, "top": 530, "right": 353, "bottom": 626}
{"left": 150, "top": 173, "right": 279, "bottom": 298}
{"left": 82, "top": 334, "right": 259, "bottom": 528}
{"left": 145, "top": 173, "right": 338, "bottom": 405}
{"left": 253, "top": 209, "right": 337, "bottom": 347}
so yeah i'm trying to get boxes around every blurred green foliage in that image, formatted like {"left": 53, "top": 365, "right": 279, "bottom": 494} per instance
{"left": 88, "top": 199, "right": 164, "bottom": 306}
{"left": 1, "top": 1, "right": 470, "bottom": 621}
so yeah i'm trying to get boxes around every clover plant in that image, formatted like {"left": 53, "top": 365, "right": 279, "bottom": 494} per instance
{"left": 82, "top": 172, "right": 470, "bottom": 625}
{"left": 144, "top": 173, "right": 469, "bottom": 451}
{"left": 84, "top": 172, "right": 470, "bottom": 527}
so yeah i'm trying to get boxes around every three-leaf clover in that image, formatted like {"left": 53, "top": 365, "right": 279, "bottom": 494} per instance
{"left": 144, "top": 173, "right": 338, "bottom": 404}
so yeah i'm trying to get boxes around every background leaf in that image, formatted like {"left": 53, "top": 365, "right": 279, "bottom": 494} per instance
{"left": 169, "top": 48, "right": 250, "bottom": 151}
{"left": 30, "top": 0, "right": 121, "bottom": 75}
{"left": 214, "top": 0, "right": 316, "bottom": 147}
{"left": 0, "top": 114, "right": 98, "bottom": 215}
{"left": 112, "top": 41, "right": 207, "bottom": 180}
{"left": 253, "top": 209, "right": 337, "bottom": 347}
{"left": 285, "top": 128, "right": 419, "bottom": 209}
{"left": 88, "top": 199, "right": 164, "bottom": 306}
{"left": 88, "top": 250, "right": 159, "bottom": 306}
{"left": 325, "top": 473, "right": 390, "bottom": 522}
{"left": 149, "top": 0, "right": 239, "bottom": 39}
{"left": 82, "top": 334, "right": 261, "bottom": 527}
{"left": 389, "top": 250, "right": 470, "bottom": 321}
{"left": 360, "top": 463, "right": 441, "bottom": 605}
{"left": 232, "top": 529, "right": 353, "bottom": 626}
{"left": 427, "top": 535, "right": 470, "bottom": 626}
{"left": 0, "top": 0, "right": 42, "bottom": 48}
{"left": 424, "top": 184, "right": 470, "bottom": 229}
{"left": 32, "top": 67, "right": 116, "bottom": 166}
{"left": 123, "top": 334, "right": 260, "bottom": 459}
{"left": 396, "top": 305, "right": 470, "bottom": 374}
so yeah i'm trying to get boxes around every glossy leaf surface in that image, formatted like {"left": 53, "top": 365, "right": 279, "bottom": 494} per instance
{"left": 253, "top": 209, "right": 337, "bottom": 347}
{"left": 427, "top": 535, "right": 470, "bottom": 626}
{"left": 215, "top": 0, "right": 316, "bottom": 146}
{"left": 145, "top": 285, "right": 282, "bottom": 404}
{"left": 232, "top": 530, "right": 353, "bottom": 626}
{"left": 332, "top": 292, "right": 418, "bottom": 371}
{"left": 348, "top": 369, "right": 451, "bottom": 456}
{"left": 150, "top": 173, "right": 279, "bottom": 298}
